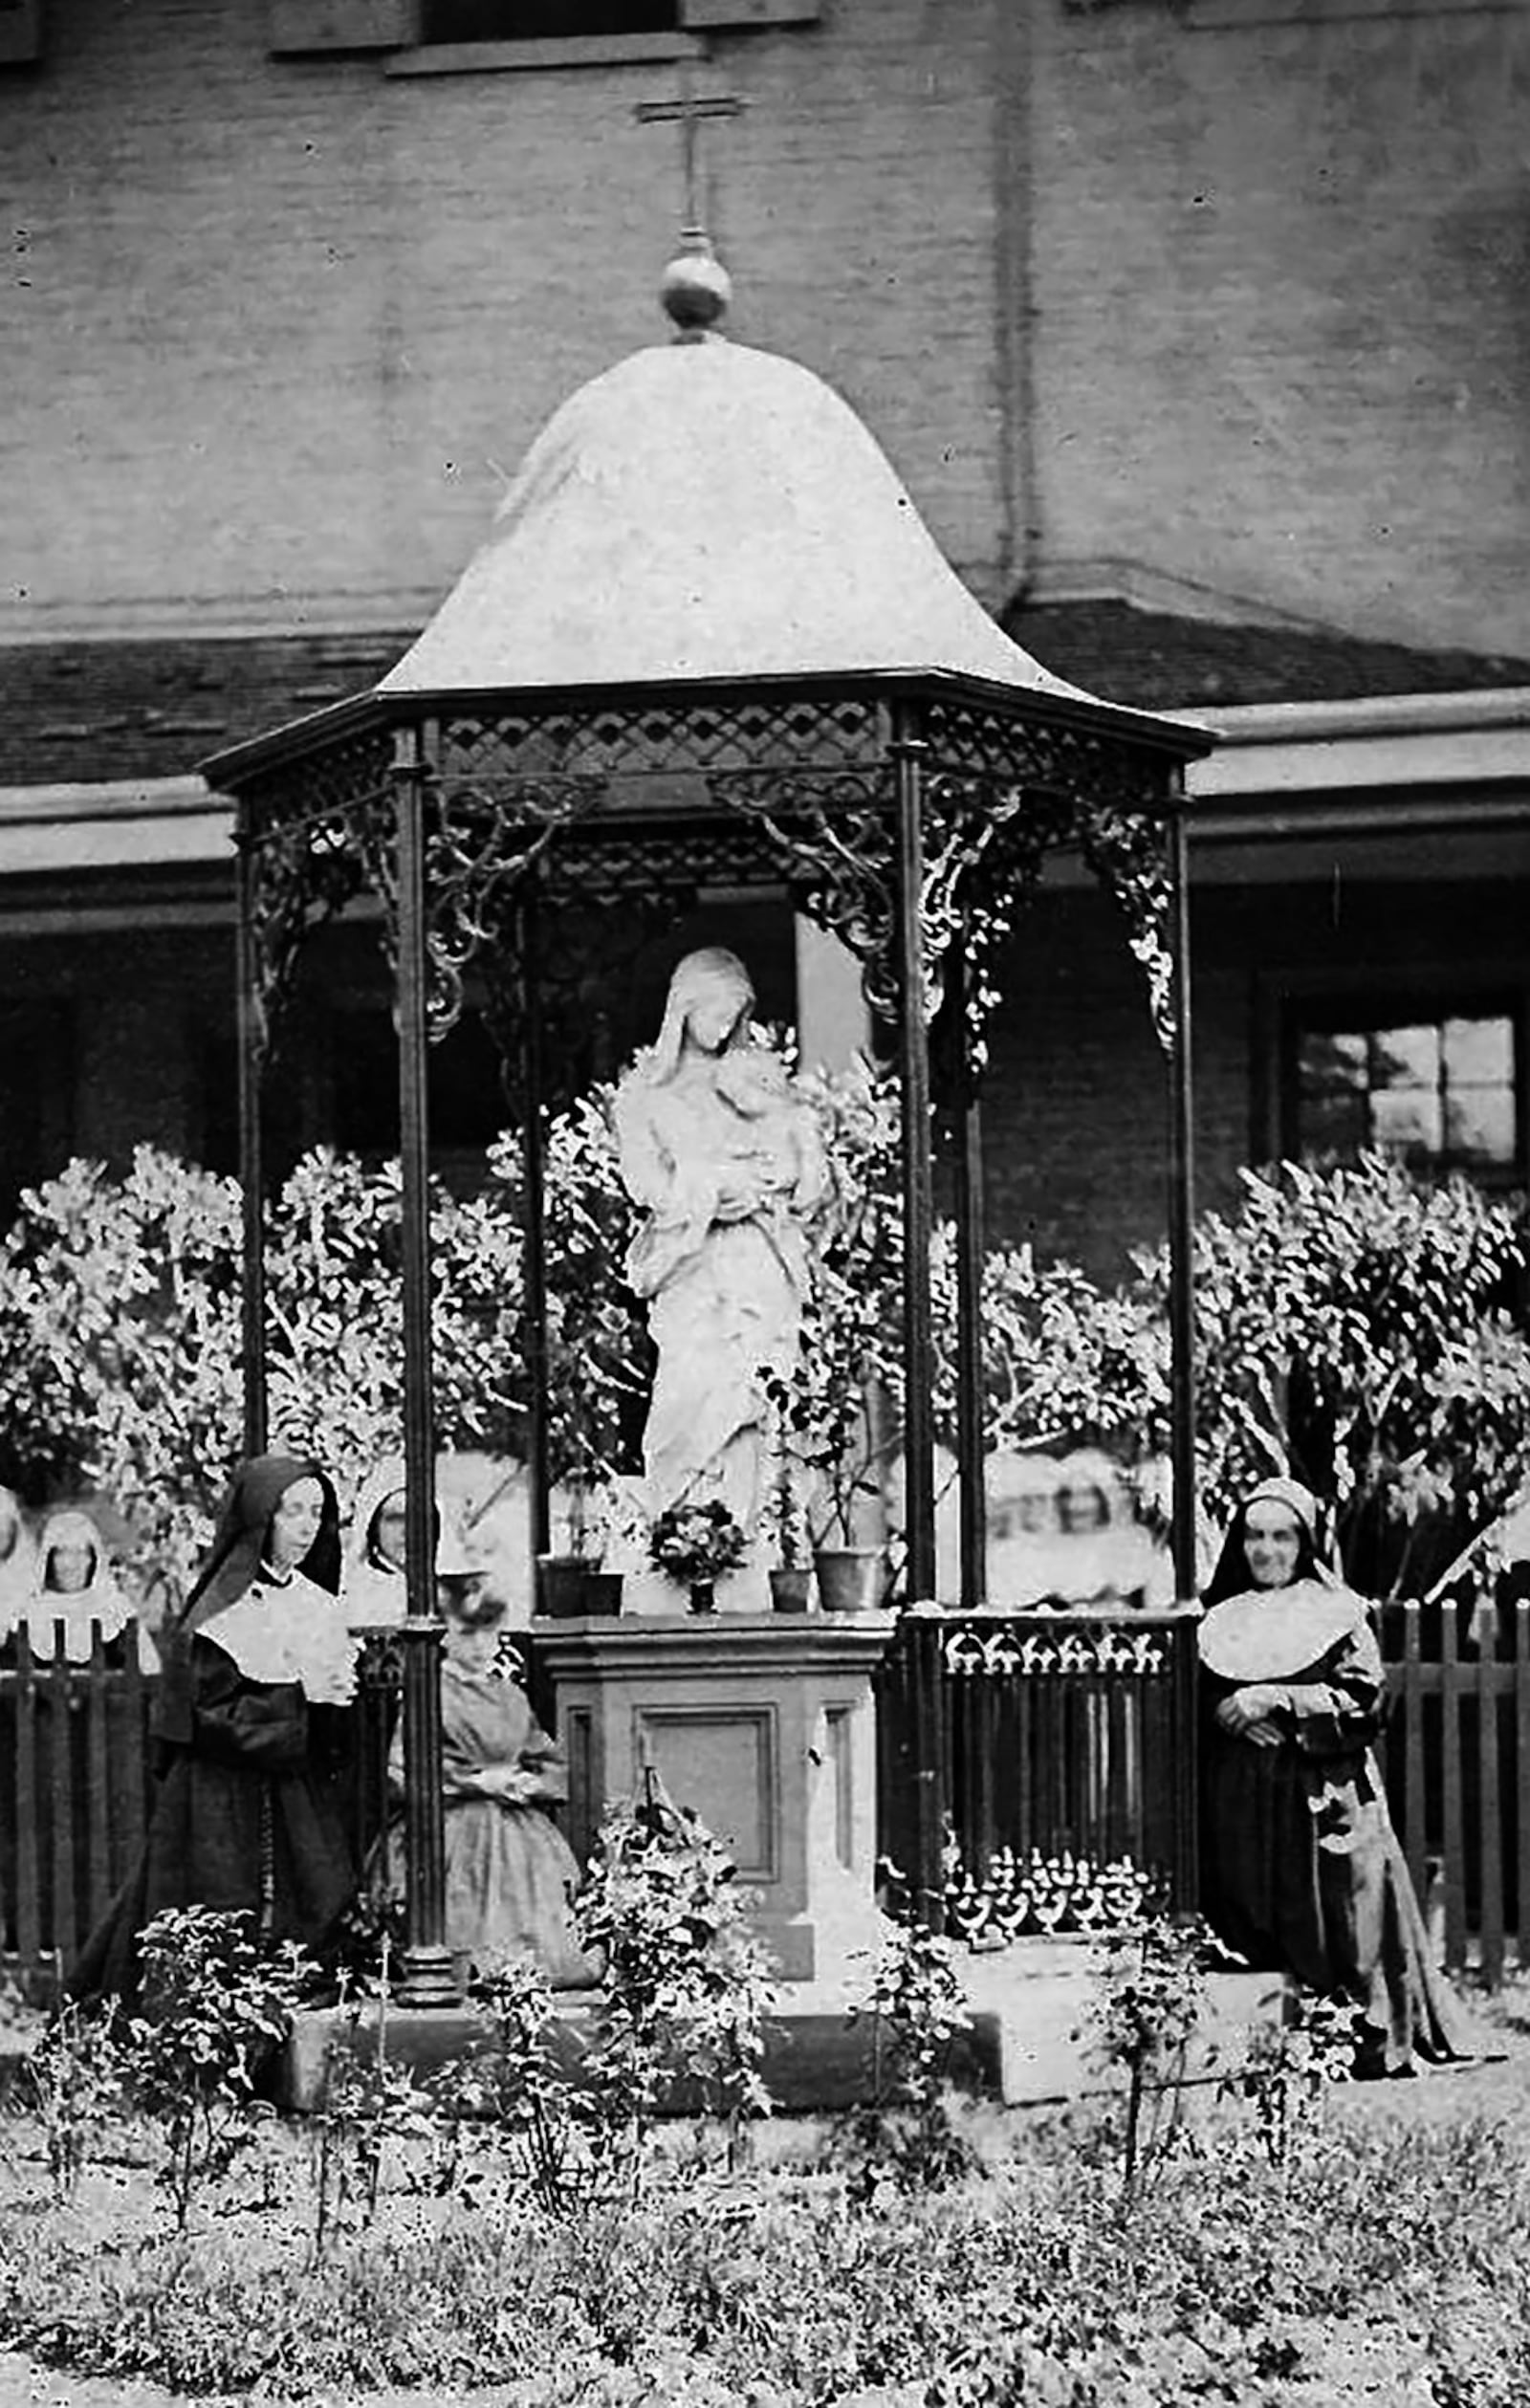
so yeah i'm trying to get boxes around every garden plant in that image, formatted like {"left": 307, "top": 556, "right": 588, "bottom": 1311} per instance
{"left": 1, "top": 1898, "right": 1523, "bottom": 2405}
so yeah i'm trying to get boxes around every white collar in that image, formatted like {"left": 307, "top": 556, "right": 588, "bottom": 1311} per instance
{"left": 1197, "top": 1577, "right": 1368, "bottom": 1682}
{"left": 199, "top": 1569, "right": 355, "bottom": 1697}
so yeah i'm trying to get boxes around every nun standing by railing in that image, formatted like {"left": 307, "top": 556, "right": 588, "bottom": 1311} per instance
{"left": 1197, "top": 1476, "right": 1470, "bottom": 2079}
{"left": 70, "top": 1454, "right": 359, "bottom": 2004}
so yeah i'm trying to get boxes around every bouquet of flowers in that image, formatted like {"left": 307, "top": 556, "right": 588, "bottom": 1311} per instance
{"left": 646, "top": 1498, "right": 748, "bottom": 1594}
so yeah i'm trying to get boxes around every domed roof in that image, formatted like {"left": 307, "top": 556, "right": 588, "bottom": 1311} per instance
{"left": 380, "top": 335, "right": 1094, "bottom": 703}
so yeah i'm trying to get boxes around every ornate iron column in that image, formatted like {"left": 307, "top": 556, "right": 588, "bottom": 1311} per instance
{"left": 891, "top": 709, "right": 937, "bottom": 1604}
{"left": 890, "top": 706, "right": 947, "bottom": 1926}
{"left": 517, "top": 877, "right": 553, "bottom": 1566}
{"left": 234, "top": 821, "right": 268, "bottom": 1460}
{"left": 1166, "top": 787, "right": 1198, "bottom": 1605}
{"left": 949, "top": 919, "right": 987, "bottom": 1613}
{"left": 391, "top": 721, "right": 457, "bottom": 2009}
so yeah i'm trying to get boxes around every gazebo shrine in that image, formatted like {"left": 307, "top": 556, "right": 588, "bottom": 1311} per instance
{"left": 203, "top": 246, "right": 1212, "bottom": 2005}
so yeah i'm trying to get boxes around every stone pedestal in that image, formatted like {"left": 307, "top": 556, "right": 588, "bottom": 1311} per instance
{"left": 533, "top": 1612, "right": 897, "bottom": 1983}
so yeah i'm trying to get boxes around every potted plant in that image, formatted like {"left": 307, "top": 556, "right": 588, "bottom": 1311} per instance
{"left": 759, "top": 1424, "right": 814, "bottom": 1612}
{"left": 646, "top": 1497, "right": 748, "bottom": 1615}
{"left": 532, "top": 1463, "right": 617, "bottom": 1618}
{"left": 760, "top": 1287, "right": 895, "bottom": 1615}
{"left": 532, "top": 1134, "right": 643, "bottom": 1617}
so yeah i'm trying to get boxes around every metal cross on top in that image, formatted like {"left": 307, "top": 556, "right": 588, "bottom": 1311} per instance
{"left": 634, "top": 70, "right": 745, "bottom": 244}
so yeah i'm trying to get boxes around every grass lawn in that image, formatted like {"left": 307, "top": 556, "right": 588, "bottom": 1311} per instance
{"left": 2, "top": 1978, "right": 1527, "bottom": 2408}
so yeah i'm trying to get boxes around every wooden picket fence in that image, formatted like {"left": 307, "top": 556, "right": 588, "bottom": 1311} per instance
{"left": 0, "top": 1628, "right": 402, "bottom": 2000}
{"left": 5, "top": 1598, "right": 1530, "bottom": 1993}
{"left": 1376, "top": 1593, "right": 1530, "bottom": 1990}
{"left": 1, "top": 1628, "right": 158, "bottom": 1996}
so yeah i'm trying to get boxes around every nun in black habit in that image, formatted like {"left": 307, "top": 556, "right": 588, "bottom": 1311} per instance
{"left": 70, "top": 1455, "right": 360, "bottom": 2003}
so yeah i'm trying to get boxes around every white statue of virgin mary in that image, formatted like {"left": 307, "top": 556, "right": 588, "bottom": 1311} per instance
{"left": 612, "top": 948, "right": 829, "bottom": 1547}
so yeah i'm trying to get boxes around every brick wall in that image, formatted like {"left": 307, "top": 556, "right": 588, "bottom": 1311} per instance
{"left": 5, "top": 0, "right": 1524, "bottom": 656}
{"left": 1027, "top": 0, "right": 1530, "bottom": 654}
{"left": 979, "top": 871, "right": 1530, "bottom": 1282}
{"left": 0, "top": 919, "right": 234, "bottom": 1198}
{"left": 0, "top": 0, "right": 1008, "bottom": 633}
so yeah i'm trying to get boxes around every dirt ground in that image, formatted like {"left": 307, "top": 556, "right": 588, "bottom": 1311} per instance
{"left": 2, "top": 1984, "right": 1524, "bottom": 2408}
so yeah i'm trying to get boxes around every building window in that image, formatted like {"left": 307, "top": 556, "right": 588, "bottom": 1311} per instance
{"left": 420, "top": 0, "right": 673, "bottom": 36}
{"left": 1288, "top": 1003, "right": 1520, "bottom": 1178}
{"left": 270, "top": 0, "right": 817, "bottom": 62}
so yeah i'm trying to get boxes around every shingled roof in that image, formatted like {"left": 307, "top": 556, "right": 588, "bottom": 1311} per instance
{"left": 0, "top": 631, "right": 409, "bottom": 788}
{"left": 1001, "top": 598, "right": 1530, "bottom": 713}
{"left": 3, "top": 603, "right": 1529, "bottom": 788}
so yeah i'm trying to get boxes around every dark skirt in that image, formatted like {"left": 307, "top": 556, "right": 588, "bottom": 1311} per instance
{"left": 1201, "top": 1731, "right": 1469, "bottom": 2070}
{"left": 70, "top": 1745, "right": 356, "bottom": 2004}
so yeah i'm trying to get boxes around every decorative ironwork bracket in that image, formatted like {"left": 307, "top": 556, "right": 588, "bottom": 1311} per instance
{"left": 942, "top": 1621, "right": 1172, "bottom": 1677}
{"left": 230, "top": 689, "right": 1179, "bottom": 1059}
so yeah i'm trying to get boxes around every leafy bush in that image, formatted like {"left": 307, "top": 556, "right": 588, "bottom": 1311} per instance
{"left": 571, "top": 1786, "right": 776, "bottom": 2184}
{"left": 837, "top": 1914, "right": 980, "bottom": 2197}
{"left": 1185, "top": 1153, "right": 1530, "bottom": 1596}
{"left": 425, "top": 1954, "right": 579, "bottom": 2216}
{"left": 0, "top": 1147, "right": 523, "bottom": 1605}
{"left": 1082, "top": 1911, "right": 1214, "bottom": 2205}
{"left": 0, "top": 1097, "right": 1523, "bottom": 1608}
{"left": 119, "top": 1905, "right": 315, "bottom": 2229}
{"left": 308, "top": 1944, "right": 439, "bottom": 2257}
{"left": 1218, "top": 1989, "right": 1360, "bottom": 2172}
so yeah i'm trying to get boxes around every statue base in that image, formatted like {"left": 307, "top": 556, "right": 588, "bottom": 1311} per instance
{"left": 531, "top": 1611, "right": 898, "bottom": 1983}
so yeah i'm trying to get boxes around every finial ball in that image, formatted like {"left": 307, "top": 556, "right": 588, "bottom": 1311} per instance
{"left": 661, "top": 248, "right": 732, "bottom": 334}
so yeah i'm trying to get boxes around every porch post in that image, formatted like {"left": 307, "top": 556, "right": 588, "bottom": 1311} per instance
{"left": 1167, "top": 789, "right": 1198, "bottom": 1605}
{"left": 891, "top": 708, "right": 947, "bottom": 1929}
{"left": 234, "top": 819, "right": 268, "bottom": 1460}
{"left": 950, "top": 922, "right": 987, "bottom": 1613}
{"left": 392, "top": 720, "right": 457, "bottom": 2008}
{"left": 891, "top": 707, "right": 936, "bottom": 1603}
{"left": 518, "top": 874, "right": 552, "bottom": 1566}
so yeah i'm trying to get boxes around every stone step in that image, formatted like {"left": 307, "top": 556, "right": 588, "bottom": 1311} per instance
{"left": 274, "top": 1947, "right": 1293, "bottom": 2113}
{"left": 275, "top": 1989, "right": 1007, "bottom": 2114}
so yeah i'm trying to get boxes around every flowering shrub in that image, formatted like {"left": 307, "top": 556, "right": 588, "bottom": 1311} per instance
{"left": 1174, "top": 1153, "right": 1530, "bottom": 1596}
{"left": 571, "top": 1785, "right": 776, "bottom": 2184}
{"left": 645, "top": 1499, "right": 748, "bottom": 1589}
{"left": 0, "top": 1091, "right": 1523, "bottom": 1609}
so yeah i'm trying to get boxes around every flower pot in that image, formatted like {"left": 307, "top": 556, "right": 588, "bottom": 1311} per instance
{"left": 812, "top": 1545, "right": 888, "bottom": 1615}
{"left": 769, "top": 1566, "right": 813, "bottom": 1614}
{"left": 582, "top": 1570, "right": 624, "bottom": 1616}
{"left": 536, "top": 1554, "right": 596, "bottom": 1618}
{"left": 688, "top": 1580, "right": 718, "bottom": 1616}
